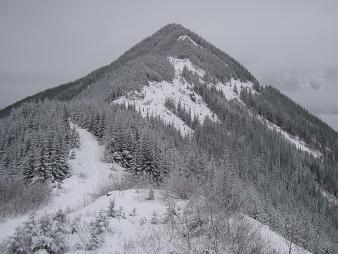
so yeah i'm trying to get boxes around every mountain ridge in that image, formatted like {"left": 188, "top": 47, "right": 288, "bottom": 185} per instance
{"left": 0, "top": 24, "right": 259, "bottom": 116}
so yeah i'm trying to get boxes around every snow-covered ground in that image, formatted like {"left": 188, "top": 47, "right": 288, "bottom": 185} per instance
{"left": 0, "top": 124, "right": 123, "bottom": 243}
{"left": 65, "top": 189, "right": 187, "bottom": 253}
{"left": 64, "top": 189, "right": 310, "bottom": 254}
{"left": 113, "top": 57, "right": 257, "bottom": 136}
{"left": 0, "top": 124, "right": 311, "bottom": 253}
{"left": 244, "top": 215, "right": 311, "bottom": 254}
{"left": 212, "top": 78, "right": 255, "bottom": 101}
{"left": 168, "top": 56, "right": 255, "bottom": 102}
{"left": 113, "top": 57, "right": 218, "bottom": 136}
{"left": 44, "top": 125, "right": 116, "bottom": 213}
{"left": 258, "top": 115, "right": 322, "bottom": 158}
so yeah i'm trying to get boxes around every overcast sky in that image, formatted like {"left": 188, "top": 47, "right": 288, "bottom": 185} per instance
{"left": 0, "top": 0, "right": 337, "bottom": 129}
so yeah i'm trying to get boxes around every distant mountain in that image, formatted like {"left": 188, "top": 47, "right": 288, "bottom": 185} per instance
{"left": 0, "top": 24, "right": 337, "bottom": 253}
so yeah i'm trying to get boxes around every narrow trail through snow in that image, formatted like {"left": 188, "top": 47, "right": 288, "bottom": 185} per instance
{"left": 46, "top": 125, "right": 113, "bottom": 212}
{"left": 0, "top": 125, "right": 121, "bottom": 242}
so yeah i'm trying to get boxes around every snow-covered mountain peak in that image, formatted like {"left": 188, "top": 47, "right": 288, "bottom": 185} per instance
{"left": 112, "top": 57, "right": 218, "bottom": 136}
{"left": 112, "top": 56, "right": 261, "bottom": 136}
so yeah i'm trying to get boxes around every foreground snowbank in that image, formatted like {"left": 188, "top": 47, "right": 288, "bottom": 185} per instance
{"left": 64, "top": 189, "right": 310, "bottom": 254}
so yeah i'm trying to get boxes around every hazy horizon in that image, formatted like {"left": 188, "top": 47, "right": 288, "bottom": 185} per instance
{"left": 1, "top": 0, "right": 337, "bottom": 130}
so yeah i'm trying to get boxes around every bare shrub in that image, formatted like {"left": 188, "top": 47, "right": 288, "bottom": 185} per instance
{"left": 160, "top": 167, "right": 267, "bottom": 253}
{"left": 90, "top": 173, "right": 154, "bottom": 199}
{"left": 145, "top": 189, "right": 155, "bottom": 200}
{"left": 174, "top": 198, "right": 267, "bottom": 253}
{"left": 187, "top": 169, "right": 267, "bottom": 253}
{"left": 0, "top": 177, "right": 51, "bottom": 217}
{"left": 129, "top": 208, "right": 137, "bottom": 216}
{"left": 227, "top": 215, "right": 266, "bottom": 254}
{"left": 162, "top": 172, "right": 198, "bottom": 200}
{"left": 78, "top": 172, "right": 87, "bottom": 179}
{"left": 122, "top": 228, "right": 168, "bottom": 254}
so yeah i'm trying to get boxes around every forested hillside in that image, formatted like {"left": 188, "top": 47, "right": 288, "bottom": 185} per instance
{"left": 0, "top": 100, "right": 79, "bottom": 182}
{"left": 241, "top": 86, "right": 338, "bottom": 157}
{"left": 0, "top": 24, "right": 337, "bottom": 253}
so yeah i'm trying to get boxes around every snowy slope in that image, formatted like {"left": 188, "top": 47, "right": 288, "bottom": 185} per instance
{"left": 65, "top": 189, "right": 187, "bottom": 253}
{"left": 169, "top": 59, "right": 325, "bottom": 159}
{"left": 168, "top": 56, "right": 256, "bottom": 101}
{"left": 62, "top": 188, "right": 311, "bottom": 254}
{"left": 112, "top": 55, "right": 320, "bottom": 159}
{"left": 244, "top": 215, "right": 311, "bottom": 254}
{"left": 212, "top": 78, "right": 255, "bottom": 101}
{"left": 0, "top": 124, "right": 124, "bottom": 243}
{"left": 258, "top": 116, "right": 322, "bottom": 158}
{"left": 113, "top": 57, "right": 218, "bottom": 136}
{"left": 0, "top": 124, "right": 312, "bottom": 254}
{"left": 213, "top": 79, "right": 322, "bottom": 158}
{"left": 113, "top": 57, "right": 258, "bottom": 136}
{"left": 112, "top": 55, "right": 320, "bottom": 160}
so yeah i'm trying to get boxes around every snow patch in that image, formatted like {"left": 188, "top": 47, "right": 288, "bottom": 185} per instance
{"left": 316, "top": 183, "right": 338, "bottom": 206}
{"left": 168, "top": 56, "right": 255, "bottom": 102}
{"left": 210, "top": 78, "right": 255, "bottom": 101}
{"left": 259, "top": 116, "right": 322, "bottom": 158}
{"left": 113, "top": 57, "right": 218, "bottom": 136}
{"left": 177, "top": 35, "right": 202, "bottom": 49}
{"left": 168, "top": 56, "right": 205, "bottom": 78}
{"left": 320, "top": 189, "right": 338, "bottom": 206}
